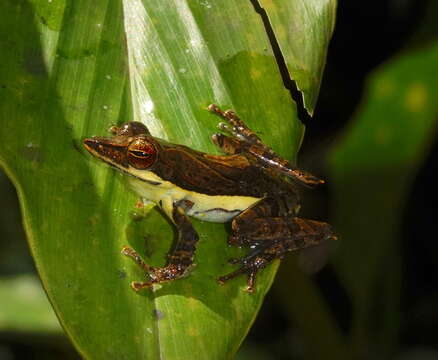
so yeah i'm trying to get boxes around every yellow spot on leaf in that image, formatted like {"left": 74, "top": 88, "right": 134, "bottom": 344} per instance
{"left": 405, "top": 83, "right": 428, "bottom": 113}
{"left": 251, "top": 68, "right": 262, "bottom": 80}
{"left": 261, "top": 0, "right": 275, "bottom": 10}
{"left": 187, "top": 326, "right": 199, "bottom": 337}
{"left": 275, "top": 25, "right": 287, "bottom": 41}
{"left": 187, "top": 296, "right": 198, "bottom": 309}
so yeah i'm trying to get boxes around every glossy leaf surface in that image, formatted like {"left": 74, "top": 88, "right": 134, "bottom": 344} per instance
{"left": 258, "top": 0, "right": 337, "bottom": 114}
{"left": 0, "top": 0, "right": 334, "bottom": 358}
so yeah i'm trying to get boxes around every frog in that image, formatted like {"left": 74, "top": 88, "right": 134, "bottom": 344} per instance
{"left": 83, "top": 104, "right": 336, "bottom": 292}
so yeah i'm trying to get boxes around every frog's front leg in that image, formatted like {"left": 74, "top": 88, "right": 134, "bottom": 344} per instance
{"left": 208, "top": 104, "right": 324, "bottom": 187}
{"left": 210, "top": 133, "right": 245, "bottom": 155}
{"left": 122, "top": 200, "right": 199, "bottom": 291}
{"left": 208, "top": 104, "right": 266, "bottom": 148}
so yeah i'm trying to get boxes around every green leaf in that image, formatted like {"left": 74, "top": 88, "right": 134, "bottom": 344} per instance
{"left": 274, "top": 260, "right": 350, "bottom": 359}
{"left": 329, "top": 42, "right": 438, "bottom": 358}
{"left": 257, "top": 0, "right": 337, "bottom": 114}
{"left": 0, "top": 0, "right": 334, "bottom": 358}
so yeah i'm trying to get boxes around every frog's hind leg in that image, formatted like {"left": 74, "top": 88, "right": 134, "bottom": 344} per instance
{"left": 227, "top": 196, "right": 298, "bottom": 247}
{"left": 218, "top": 251, "right": 277, "bottom": 292}
{"left": 122, "top": 202, "right": 199, "bottom": 291}
{"left": 221, "top": 197, "right": 335, "bottom": 292}
{"left": 220, "top": 218, "right": 335, "bottom": 292}
{"left": 208, "top": 104, "right": 324, "bottom": 187}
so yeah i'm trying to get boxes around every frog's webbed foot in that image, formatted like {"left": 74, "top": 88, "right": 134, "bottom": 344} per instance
{"left": 121, "top": 246, "right": 154, "bottom": 291}
{"left": 121, "top": 246, "right": 192, "bottom": 291}
{"left": 218, "top": 252, "right": 274, "bottom": 293}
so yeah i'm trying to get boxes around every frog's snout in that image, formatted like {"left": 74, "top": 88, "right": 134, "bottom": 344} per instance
{"left": 83, "top": 138, "right": 99, "bottom": 153}
{"left": 83, "top": 137, "right": 129, "bottom": 169}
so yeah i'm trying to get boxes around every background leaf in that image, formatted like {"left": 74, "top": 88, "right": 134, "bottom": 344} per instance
{"left": 329, "top": 41, "right": 438, "bottom": 358}
{"left": 257, "top": 0, "right": 337, "bottom": 114}
{"left": 0, "top": 0, "right": 334, "bottom": 358}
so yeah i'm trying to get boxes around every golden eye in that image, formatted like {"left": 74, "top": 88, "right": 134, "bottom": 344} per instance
{"left": 127, "top": 138, "right": 157, "bottom": 169}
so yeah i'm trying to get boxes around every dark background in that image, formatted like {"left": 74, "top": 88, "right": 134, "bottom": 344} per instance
{"left": 1, "top": 0, "right": 437, "bottom": 359}
{"left": 247, "top": 0, "right": 438, "bottom": 359}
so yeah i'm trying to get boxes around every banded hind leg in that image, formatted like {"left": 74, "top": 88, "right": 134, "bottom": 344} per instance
{"left": 208, "top": 104, "right": 324, "bottom": 186}
{"left": 220, "top": 197, "right": 336, "bottom": 292}
{"left": 122, "top": 200, "right": 198, "bottom": 291}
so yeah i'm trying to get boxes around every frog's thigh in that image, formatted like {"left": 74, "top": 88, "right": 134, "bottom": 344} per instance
{"left": 231, "top": 197, "right": 292, "bottom": 232}
{"left": 280, "top": 217, "right": 335, "bottom": 251}
{"left": 229, "top": 197, "right": 286, "bottom": 246}
{"left": 245, "top": 217, "right": 334, "bottom": 249}
{"left": 233, "top": 196, "right": 334, "bottom": 246}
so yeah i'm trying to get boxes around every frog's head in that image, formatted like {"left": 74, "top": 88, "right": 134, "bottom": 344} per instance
{"left": 83, "top": 122, "right": 158, "bottom": 171}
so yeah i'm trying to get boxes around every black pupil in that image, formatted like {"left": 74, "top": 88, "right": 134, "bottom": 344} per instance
{"left": 130, "top": 150, "right": 150, "bottom": 158}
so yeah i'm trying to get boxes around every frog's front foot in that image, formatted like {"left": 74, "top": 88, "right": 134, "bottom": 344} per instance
{"left": 218, "top": 254, "right": 272, "bottom": 293}
{"left": 227, "top": 234, "right": 250, "bottom": 247}
{"left": 121, "top": 246, "right": 190, "bottom": 291}
{"left": 208, "top": 104, "right": 262, "bottom": 147}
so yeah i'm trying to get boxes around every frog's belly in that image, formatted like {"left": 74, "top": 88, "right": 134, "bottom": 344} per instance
{"left": 128, "top": 171, "right": 261, "bottom": 223}
{"left": 185, "top": 194, "right": 259, "bottom": 222}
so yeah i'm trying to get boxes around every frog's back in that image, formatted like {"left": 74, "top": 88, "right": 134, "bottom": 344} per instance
{"left": 150, "top": 145, "right": 295, "bottom": 198}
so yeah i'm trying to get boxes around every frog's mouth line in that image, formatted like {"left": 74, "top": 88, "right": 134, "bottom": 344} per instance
{"left": 105, "top": 162, "right": 163, "bottom": 187}
{"left": 127, "top": 172, "right": 162, "bottom": 186}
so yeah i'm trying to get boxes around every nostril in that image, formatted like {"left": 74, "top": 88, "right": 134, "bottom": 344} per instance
{"left": 83, "top": 138, "right": 100, "bottom": 153}
{"left": 83, "top": 138, "right": 93, "bottom": 146}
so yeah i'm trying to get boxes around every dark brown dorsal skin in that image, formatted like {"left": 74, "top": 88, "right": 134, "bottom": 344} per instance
{"left": 149, "top": 142, "right": 296, "bottom": 198}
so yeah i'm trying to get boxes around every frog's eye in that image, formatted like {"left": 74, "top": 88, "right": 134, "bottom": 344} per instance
{"left": 115, "top": 122, "right": 150, "bottom": 136}
{"left": 127, "top": 138, "right": 157, "bottom": 169}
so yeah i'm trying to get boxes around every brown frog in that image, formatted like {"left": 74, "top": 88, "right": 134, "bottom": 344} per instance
{"left": 83, "top": 104, "right": 335, "bottom": 292}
